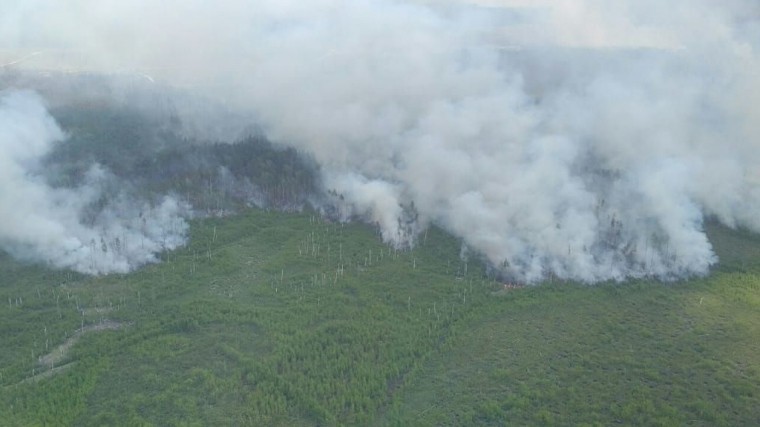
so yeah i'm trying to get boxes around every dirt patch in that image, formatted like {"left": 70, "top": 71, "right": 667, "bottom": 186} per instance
{"left": 38, "top": 320, "right": 127, "bottom": 369}
{"left": 20, "top": 362, "right": 78, "bottom": 385}
{"left": 7, "top": 320, "right": 129, "bottom": 387}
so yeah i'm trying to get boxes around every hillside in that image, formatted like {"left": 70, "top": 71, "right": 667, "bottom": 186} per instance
{"left": 1, "top": 210, "right": 758, "bottom": 425}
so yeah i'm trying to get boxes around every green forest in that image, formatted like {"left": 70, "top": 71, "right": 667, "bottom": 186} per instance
{"left": 2, "top": 0, "right": 760, "bottom": 422}
{"left": 45, "top": 104, "right": 319, "bottom": 214}
{"left": 1, "top": 209, "right": 759, "bottom": 426}
{"left": 0, "top": 98, "right": 757, "bottom": 426}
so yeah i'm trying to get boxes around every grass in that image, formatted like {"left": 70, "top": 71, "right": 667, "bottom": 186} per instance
{"left": 0, "top": 210, "right": 759, "bottom": 425}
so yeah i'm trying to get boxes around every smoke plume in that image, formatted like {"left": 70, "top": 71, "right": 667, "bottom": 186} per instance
{"left": 1, "top": 0, "right": 759, "bottom": 282}
{"left": 0, "top": 90, "right": 188, "bottom": 274}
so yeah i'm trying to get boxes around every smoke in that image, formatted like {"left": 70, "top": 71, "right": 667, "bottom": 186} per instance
{"left": 0, "top": 90, "right": 188, "bottom": 274}
{"left": 1, "top": 0, "right": 759, "bottom": 282}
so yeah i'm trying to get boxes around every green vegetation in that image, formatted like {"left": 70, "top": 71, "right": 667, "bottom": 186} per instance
{"left": 47, "top": 104, "right": 319, "bottom": 212}
{"left": 1, "top": 211, "right": 759, "bottom": 426}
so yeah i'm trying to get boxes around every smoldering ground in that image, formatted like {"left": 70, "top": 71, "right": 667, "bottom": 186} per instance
{"left": 1, "top": 0, "right": 759, "bottom": 282}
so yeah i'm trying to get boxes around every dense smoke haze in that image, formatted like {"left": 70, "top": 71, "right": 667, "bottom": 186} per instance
{"left": 0, "top": 90, "right": 188, "bottom": 274}
{"left": 1, "top": 0, "right": 759, "bottom": 282}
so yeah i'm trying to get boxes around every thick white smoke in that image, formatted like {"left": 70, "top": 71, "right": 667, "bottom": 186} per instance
{"left": 0, "top": 90, "right": 188, "bottom": 274}
{"left": 1, "top": 0, "right": 759, "bottom": 282}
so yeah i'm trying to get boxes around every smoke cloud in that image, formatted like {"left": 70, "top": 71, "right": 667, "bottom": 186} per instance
{"left": 0, "top": 90, "right": 188, "bottom": 274}
{"left": 1, "top": 0, "right": 759, "bottom": 282}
